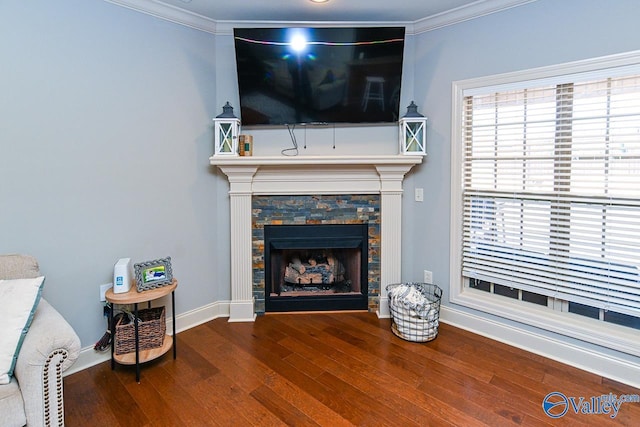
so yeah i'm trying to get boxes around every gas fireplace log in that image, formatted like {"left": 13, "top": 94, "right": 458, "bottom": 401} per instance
{"left": 284, "top": 266, "right": 332, "bottom": 285}
{"left": 284, "top": 254, "right": 345, "bottom": 285}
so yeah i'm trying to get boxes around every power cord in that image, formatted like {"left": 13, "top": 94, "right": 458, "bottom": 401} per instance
{"left": 94, "top": 303, "right": 127, "bottom": 352}
{"left": 282, "top": 124, "right": 299, "bottom": 156}
{"left": 94, "top": 303, "right": 112, "bottom": 351}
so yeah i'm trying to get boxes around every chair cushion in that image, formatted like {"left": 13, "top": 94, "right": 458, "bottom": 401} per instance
{"left": 0, "top": 254, "right": 40, "bottom": 280}
{"left": 0, "top": 276, "right": 44, "bottom": 384}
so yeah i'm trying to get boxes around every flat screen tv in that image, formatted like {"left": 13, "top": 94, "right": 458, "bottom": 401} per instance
{"left": 233, "top": 27, "right": 405, "bottom": 126}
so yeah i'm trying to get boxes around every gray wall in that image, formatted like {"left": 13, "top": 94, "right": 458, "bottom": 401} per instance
{"left": 0, "top": 0, "right": 227, "bottom": 346}
{"left": 2, "top": 0, "right": 639, "bottom": 366}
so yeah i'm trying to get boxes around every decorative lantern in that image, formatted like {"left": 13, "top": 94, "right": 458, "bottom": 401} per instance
{"left": 213, "top": 102, "right": 240, "bottom": 156}
{"left": 399, "top": 101, "right": 427, "bottom": 156}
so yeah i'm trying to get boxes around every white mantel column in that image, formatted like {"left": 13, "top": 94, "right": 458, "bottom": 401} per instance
{"left": 218, "top": 166, "right": 258, "bottom": 322}
{"left": 375, "top": 165, "right": 414, "bottom": 318}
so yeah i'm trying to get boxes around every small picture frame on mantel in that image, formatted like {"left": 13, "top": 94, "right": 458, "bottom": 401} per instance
{"left": 134, "top": 257, "right": 173, "bottom": 291}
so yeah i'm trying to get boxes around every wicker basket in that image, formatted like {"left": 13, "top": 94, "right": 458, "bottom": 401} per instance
{"left": 387, "top": 282, "right": 442, "bottom": 342}
{"left": 115, "top": 306, "right": 166, "bottom": 355}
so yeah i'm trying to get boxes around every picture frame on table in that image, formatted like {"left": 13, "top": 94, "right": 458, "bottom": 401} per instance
{"left": 134, "top": 257, "right": 173, "bottom": 291}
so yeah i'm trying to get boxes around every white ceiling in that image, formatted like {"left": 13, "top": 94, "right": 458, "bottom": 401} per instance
{"left": 160, "top": 0, "right": 480, "bottom": 22}
{"left": 107, "top": 0, "right": 537, "bottom": 33}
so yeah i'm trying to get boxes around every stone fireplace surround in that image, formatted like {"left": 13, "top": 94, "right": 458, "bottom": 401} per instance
{"left": 210, "top": 155, "right": 422, "bottom": 322}
{"left": 257, "top": 199, "right": 378, "bottom": 313}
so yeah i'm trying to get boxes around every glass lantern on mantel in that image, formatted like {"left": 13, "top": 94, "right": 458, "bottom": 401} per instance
{"left": 213, "top": 102, "right": 240, "bottom": 156}
{"left": 399, "top": 101, "right": 427, "bottom": 156}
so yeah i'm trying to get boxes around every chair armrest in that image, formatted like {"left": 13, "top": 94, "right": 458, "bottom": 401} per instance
{"left": 14, "top": 298, "right": 81, "bottom": 427}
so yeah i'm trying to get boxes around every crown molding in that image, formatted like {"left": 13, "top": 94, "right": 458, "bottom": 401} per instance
{"left": 105, "top": 0, "right": 537, "bottom": 35}
{"left": 104, "top": 0, "right": 217, "bottom": 34}
{"left": 413, "top": 0, "right": 538, "bottom": 33}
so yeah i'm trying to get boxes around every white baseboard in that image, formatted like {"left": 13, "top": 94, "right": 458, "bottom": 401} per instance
{"left": 377, "top": 296, "right": 391, "bottom": 318}
{"left": 228, "top": 299, "right": 257, "bottom": 322}
{"left": 65, "top": 300, "right": 230, "bottom": 376}
{"left": 440, "top": 305, "right": 640, "bottom": 390}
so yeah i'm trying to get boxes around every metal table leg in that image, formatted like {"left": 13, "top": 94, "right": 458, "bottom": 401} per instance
{"left": 134, "top": 302, "right": 140, "bottom": 383}
{"left": 172, "top": 291, "right": 176, "bottom": 359}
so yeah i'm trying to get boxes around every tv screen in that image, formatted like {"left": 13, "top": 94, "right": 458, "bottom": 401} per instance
{"left": 233, "top": 27, "right": 405, "bottom": 126}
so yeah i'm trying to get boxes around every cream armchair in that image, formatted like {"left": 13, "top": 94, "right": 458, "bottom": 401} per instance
{"left": 0, "top": 254, "right": 81, "bottom": 427}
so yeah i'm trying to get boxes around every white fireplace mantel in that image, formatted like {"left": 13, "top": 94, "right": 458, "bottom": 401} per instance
{"left": 210, "top": 155, "right": 423, "bottom": 322}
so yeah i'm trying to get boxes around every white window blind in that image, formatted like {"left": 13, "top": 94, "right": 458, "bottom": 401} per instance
{"left": 462, "top": 73, "right": 640, "bottom": 317}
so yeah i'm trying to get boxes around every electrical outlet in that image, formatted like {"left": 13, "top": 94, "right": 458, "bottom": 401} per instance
{"left": 99, "top": 283, "right": 113, "bottom": 302}
{"left": 415, "top": 188, "right": 424, "bottom": 202}
{"left": 423, "top": 270, "right": 433, "bottom": 284}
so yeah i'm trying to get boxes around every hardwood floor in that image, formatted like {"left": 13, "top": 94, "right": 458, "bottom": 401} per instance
{"left": 64, "top": 312, "right": 640, "bottom": 426}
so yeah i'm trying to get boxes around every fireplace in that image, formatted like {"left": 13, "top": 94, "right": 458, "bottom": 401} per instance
{"left": 265, "top": 224, "right": 369, "bottom": 312}
{"left": 209, "top": 155, "right": 422, "bottom": 322}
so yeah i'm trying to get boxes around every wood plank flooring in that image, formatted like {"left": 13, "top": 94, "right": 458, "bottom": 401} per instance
{"left": 64, "top": 312, "right": 640, "bottom": 426}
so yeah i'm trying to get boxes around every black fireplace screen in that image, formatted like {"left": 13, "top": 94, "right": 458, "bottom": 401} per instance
{"left": 264, "top": 223, "right": 368, "bottom": 312}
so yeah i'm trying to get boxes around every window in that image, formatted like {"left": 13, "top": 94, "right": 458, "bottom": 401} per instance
{"left": 451, "top": 52, "right": 640, "bottom": 355}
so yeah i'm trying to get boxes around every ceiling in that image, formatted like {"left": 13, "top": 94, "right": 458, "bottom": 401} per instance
{"left": 107, "top": 0, "right": 536, "bottom": 33}
{"left": 159, "top": 0, "right": 481, "bottom": 22}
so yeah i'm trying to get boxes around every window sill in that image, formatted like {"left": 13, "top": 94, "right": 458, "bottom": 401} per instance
{"left": 451, "top": 287, "right": 640, "bottom": 357}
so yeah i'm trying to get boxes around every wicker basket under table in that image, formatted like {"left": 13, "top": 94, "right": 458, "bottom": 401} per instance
{"left": 387, "top": 282, "right": 442, "bottom": 342}
{"left": 115, "top": 306, "right": 166, "bottom": 355}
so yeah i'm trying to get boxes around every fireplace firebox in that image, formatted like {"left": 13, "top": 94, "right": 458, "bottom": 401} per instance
{"left": 264, "top": 223, "right": 369, "bottom": 312}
